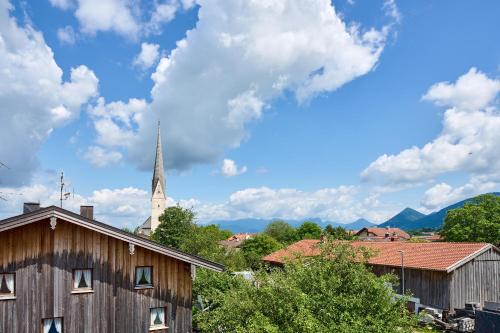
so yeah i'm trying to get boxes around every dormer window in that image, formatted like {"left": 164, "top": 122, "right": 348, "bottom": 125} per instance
{"left": 73, "top": 269, "right": 92, "bottom": 292}
{"left": 0, "top": 273, "right": 15, "bottom": 299}
{"left": 150, "top": 307, "right": 167, "bottom": 330}
{"left": 135, "top": 266, "right": 153, "bottom": 288}
{"left": 42, "top": 318, "right": 63, "bottom": 333}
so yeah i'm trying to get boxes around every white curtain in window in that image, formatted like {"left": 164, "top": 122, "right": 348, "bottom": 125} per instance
{"left": 144, "top": 267, "right": 151, "bottom": 284}
{"left": 43, "top": 319, "right": 53, "bottom": 333}
{"left": 136, "top": 267, "right": 143, "bottom": 285}
{"left": 150, "top": 308, "right": 157, "bottom": 326}
{"left": 83, "top": 270, "right": 92, "bottom": 288}
{"left": 74, "top": 270, "right": 82, "bottom": 289}
{"left": 158, "top": 308, "right": 165, "bottom": 324}
{"left": 5, "top": 274, "right": 14, "bottom": 294}
{"left": 55, "top": 318, "right": 62, "bottom": 332}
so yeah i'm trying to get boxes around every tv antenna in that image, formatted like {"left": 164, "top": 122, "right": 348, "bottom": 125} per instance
{"left": 0, "top": 161, "right": 9, "bottom": 169}
{"left": 59, "top": 171, "right": 71, "bottom": 208}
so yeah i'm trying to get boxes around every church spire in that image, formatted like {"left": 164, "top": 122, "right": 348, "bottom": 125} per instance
{"left": 152, "top": 121, "right": 166, "bottom": 198}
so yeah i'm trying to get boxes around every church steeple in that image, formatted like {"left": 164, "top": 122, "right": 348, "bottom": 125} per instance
{"left": 152, "top": 121, "right": 166, "bottom": 197}
{"left": 150, "top": 121, "right": 167, "bottom": 233}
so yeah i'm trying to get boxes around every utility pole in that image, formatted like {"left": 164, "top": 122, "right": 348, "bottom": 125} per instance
{"left": 398, "top": 250, "right": 405, "bottom": 294}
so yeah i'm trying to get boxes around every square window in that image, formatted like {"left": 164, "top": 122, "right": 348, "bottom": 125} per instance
{"left": 73, "top": 269, "right": 92, "bottom": 291}
{"left": 42, "top": 318, "right": 63, "bottom": 333}
{"left": 0, "top": 273, "right": 15, "bottom": 297}
{"left": 150, "top": 307, "right": 167, "bottom": 329}
{"left": 135, "top": 266, "right": 153, "bottom": 287}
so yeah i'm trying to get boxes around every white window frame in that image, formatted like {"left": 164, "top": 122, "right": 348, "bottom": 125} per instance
{"left": 0, "top": 272, "right": 15, "bottom": 300}
{"left": 149, "top": 307, "right": 167, "bottom": 331}
{"left": 72, "top": 269, "right": 93, "bottom": 293}
{"left": 135, "top": 266, "right": 153, "bottom": 288}
{"left": 42, "top": 317, "right": 63, "bottom": 333}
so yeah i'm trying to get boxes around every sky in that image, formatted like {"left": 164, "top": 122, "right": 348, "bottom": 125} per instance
{"left": 0, "top": 0, "right": 500, "bottom": 228}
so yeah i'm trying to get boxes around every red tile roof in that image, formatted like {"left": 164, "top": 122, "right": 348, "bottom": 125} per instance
{"left": 262, "top": 239, "right": 493, "bottom": 272}
{"left": 356, "top": 227, "right": 410, "bottom": 240}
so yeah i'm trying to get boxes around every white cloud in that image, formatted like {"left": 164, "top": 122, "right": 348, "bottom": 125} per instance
{"left": 75, "top": 0, "right": 140, "bottom": 38}
{"left": 383, "top": 0, "right": 401, "bottom": 24}
{"left": 51, "top": 0, "right": 187, "bottom": 39}
{"left": 48, "top": 0, "right": 73, "bottom": 10}
{"left": 57, "top": 25, "right": 76, "bottom": 44}
{"left": 220, "top": 159, "right": 247, "bottom": 177}
{"left": 421, "top": 179, "right": 497, "bottom": 211}
{"left": 106, "top": 0, "right": 391, "bottom": 172}
{"left": 362, "top": 68, "right": 500, "bottom": 187}
{"left": 83, "top": 146, "right": 123, "bottom": 167}
{"left": 0, "top": 1, "right": 98, "bottom": 186}
{"left": 422, "top": 68, "right": 500, "bottom": 111}
{"left": 133, "top": 42, "right": 160, "bottom": 69}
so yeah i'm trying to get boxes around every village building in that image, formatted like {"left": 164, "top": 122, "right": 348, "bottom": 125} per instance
{"left": 0, "top": 204, "right": 223, "bottom": 332}
{"left": 354, "top": 227, "right": 410, "bottom": 241}
{"left": 138, "top": 122, "right": 167, "bottom": 237}
{"left": 218, "top": 233, "right": 255, "bottom": 250}
{"left": 263, "top": 240, "right": 500, "bottom": 312}
{"left": 0, "top": 124, "right": 224, "bottom": 332}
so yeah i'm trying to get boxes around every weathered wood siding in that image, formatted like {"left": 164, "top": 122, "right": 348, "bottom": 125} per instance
{"left": 449, "top": 248, "right": 500, "bottom": 311}
{"left": 370, "top": 265, "right": 451, "bottom": 310}
{"left": 0, "top": 218, "right": 192, "bottom": 333}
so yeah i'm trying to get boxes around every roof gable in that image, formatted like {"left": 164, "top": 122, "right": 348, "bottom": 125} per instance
{"left": 0, "top": 206, "right": 224, "bottom": 272}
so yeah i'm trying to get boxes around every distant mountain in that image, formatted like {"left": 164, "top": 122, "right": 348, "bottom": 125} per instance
{"left": 344, "top": 218, "right": 376, "bottom": 230}
{"left": 378, "top": 208, "right": 427, "bottom": 230}
{"left": 409, "top": 192, "right": 499, "bottom": 230}
{"left": 378, "top": 192, "right": 500, "bottom": 231}
{"left": 210, "top": 217, "right": 373, "bottom": 234}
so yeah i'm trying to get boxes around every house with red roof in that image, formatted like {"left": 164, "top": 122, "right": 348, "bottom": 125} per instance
{"left": 263, "top": 239, "right": 500, "bottom": 312}
{"left": 354, "top": 227, "right": 410, "bottom": 241}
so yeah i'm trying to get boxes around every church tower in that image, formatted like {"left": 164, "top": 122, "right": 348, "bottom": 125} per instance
{"left": 151, "top": 122, "right": 166, "bottom": 232}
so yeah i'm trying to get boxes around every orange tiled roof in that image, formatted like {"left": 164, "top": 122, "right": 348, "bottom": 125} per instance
{"left": 357, "top": 227, "right": 410, "bottom": 239}
{"left": 262, "top": 239, "right": 492, "bottom": 272}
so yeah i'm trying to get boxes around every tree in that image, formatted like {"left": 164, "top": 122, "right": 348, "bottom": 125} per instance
{"left": 151, "top": 205, "right": 196, "bottom": 248}
{"left": 240, "top": 234, "right": 282, "bottom": 269}
{"left": 195, "top": 241, "right": 416, "bottom": 332}
{"left": 323, "top": 225, "right": 353, "bottom": 240}
{"left": 264, "top": 220, "right": 298, "bottom": 245}
{"left": 441, "top": 194, "right": 500, "bottom": 246}
{"left": 297, "top": 221, "right": 322, "bottom": 240}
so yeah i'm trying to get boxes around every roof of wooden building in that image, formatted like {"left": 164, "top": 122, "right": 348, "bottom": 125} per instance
{"left": 262, "top": 239, "right": 498, "bottom": 273}
{"left": 0, "top": 206, "right": 224, "bottom": 272}
{"left": 355, "top": 227, "right": 411, "bottom": 240}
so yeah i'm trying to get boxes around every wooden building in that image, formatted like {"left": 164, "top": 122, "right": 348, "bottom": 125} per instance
{"left": 263, "top": 240, "right": 500, "bottom": 312}
{"left": 0, "top": 205, "right": 224, "bottom": 333}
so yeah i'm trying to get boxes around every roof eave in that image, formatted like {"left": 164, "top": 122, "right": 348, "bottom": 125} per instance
{"left": 0, "top": 206, "right": 224, "bottom": 273}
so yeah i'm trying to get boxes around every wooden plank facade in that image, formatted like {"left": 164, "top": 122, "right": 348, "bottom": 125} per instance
{"left": 370, "top": 247, "right": 500, "bottom": 311}
{"left": 0, "top": 209, "right": 221, "bottom": 333}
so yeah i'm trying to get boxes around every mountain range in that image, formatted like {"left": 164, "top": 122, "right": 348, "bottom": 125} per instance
{"left": 211, "top": 193, "right": 499, "bottom": 233}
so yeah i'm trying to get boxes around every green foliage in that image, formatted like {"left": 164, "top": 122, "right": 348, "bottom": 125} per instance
{"left": 151, "top": 205, "right": 196, "bottom": 248}
{"left": 195, "top": 241, "right": 416, "bottom": 332}
{"left": 297, "top": 221, "right": 322, "bottom": 239}
{"left": 441, "top": 194, "right": 500, "bottom": 245}
{"left": 181, "top": 224, "right": 231, "bottom": 255}
{"left": 240, "top": 234, "right": 282, "bottom": 269}
{"left": 264, "top": 220, "right": 298, "bottom": 245}
{"left": 324, "top": 225, "right": 353, "bottom": 240}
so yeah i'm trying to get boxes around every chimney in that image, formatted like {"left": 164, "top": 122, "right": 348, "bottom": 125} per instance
{"left": 80, "top": 206, "right": 94, "bottom": 220}
{"left": 23, "top": 202, "right": 40, "bottom": 214}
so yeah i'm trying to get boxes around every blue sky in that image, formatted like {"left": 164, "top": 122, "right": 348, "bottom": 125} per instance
{"left": 1, "top": 0, "right": 499, "bottom": 228}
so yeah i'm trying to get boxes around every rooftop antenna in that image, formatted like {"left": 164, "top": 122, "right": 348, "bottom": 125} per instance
{"left": 0, "top": 161, "right": 9, "bottom": 169}
{"left": 59, "top": 171, "right": 71, "bottom": 208}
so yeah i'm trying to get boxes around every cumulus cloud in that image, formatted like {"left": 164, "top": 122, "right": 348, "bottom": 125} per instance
{"left": 420, "top": 179, "right": 497, "bottom": 211}
{"left": 83, "top": 146, "right": 123, "bottom": 167}
{"left": 57, "top": 25, "right": 76, "bottom": 44}
{"left": 0, "top": 1, "right": 98, "bottom": 186}
{"left": 362, "top": 68, "right": 500, "bottom": 187}
{"left": 422, "top": 68, "right": 500, "bottom": 111}
{"left": 220, "top": 159, "right": 247, "bottom": 177}
{"left": 133, "top": 42, "right": 160, "bottom": 69}
{"left": 0, "top": 183, "right": 150, "bottom": 227}
{"left": 50, "top": 0, "right": 187, "bottom": 39}
{"left": 101, "top": 0, "right": 391, "bottom": 172}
